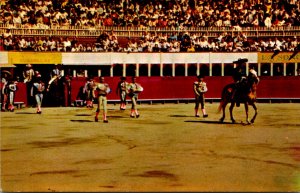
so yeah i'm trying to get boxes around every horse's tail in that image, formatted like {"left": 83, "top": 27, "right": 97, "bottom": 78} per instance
{"left": 217, "top": 101, "right": 224, "bottom": 113}
{"left": 217, "top": 83, "right": 234, "bottom": 113}
{"left": 217, "top": 88, "right": 226, "bottom": 113}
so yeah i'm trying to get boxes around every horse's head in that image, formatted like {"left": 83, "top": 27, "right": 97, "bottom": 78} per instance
{"left": 248, "top": 72, "right": 259, "bottom": 85}
{"left": 247, "top": 72, "right": 259, "bottom": 93}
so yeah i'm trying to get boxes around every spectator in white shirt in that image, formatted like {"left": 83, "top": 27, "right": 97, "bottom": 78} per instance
{"left": 18, "top": 36, "right": 27, "bottom": 51}
{"left": 63, "top": 37, "right": 71, "bottom": 52}
{"left": 12, "top": 13, "right": 22, "bottom": 25}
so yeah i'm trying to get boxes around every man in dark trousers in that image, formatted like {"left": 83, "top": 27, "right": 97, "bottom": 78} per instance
{"left": 116, "top": 76, "right": 128, "bottom": 110}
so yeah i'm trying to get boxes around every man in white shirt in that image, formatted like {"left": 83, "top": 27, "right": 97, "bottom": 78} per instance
{"left": 63, "top": 37, "right": 72, "bottom": 52}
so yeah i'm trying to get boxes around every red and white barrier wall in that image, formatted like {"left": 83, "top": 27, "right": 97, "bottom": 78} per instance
{"left": 6, "top": 76, "right": 299, "bottom": 106}
{"left": 1, "top": 51, "right": 300, "bottom": 106}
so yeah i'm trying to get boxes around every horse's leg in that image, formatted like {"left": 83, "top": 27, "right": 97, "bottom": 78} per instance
{"left": 244, "top": 103, "right": 250, "bottom": 124}
{"left": 250, "top": 103, "right": 258, "bottom": 123}
{"left": 229, "top": 102, "right": 235, "bottom": 123}
{"left": 220, "top": 101, "right": 227, "bottom": 122}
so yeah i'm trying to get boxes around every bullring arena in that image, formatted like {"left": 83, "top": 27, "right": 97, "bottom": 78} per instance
{"left": 1, "top": 55, "right": 300, "bottom": 192}
{"left": 1, "top": 0, "right": 300, "bottom": 191}
{"left": 1, "top": 102, "right": 300, "bottom": 192}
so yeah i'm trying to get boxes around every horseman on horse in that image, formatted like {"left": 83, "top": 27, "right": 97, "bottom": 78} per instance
{"left": 45, "top": 64, "right": 66, "bottom": 107}
{"left": 47, "top": 64, "right": 63, "bottom": 92}
{"left": 219, "top": 58, "right": 260, "bottom": 124}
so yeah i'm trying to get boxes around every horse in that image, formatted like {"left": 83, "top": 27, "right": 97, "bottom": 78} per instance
{"left": 218, "top": 73, "right": 259, "bottom": 124}
{"left": 46, "top": 76, "right": 67, "bottom": 107}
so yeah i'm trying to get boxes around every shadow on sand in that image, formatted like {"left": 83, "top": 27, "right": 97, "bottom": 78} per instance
{"left": 15, "top": 112, "right": 37, "bottom": 114}
{"left": 185, "top": 120, "right": 238, "bottom": 124}
{"left": 70, "top": 120, "right": 94, "bottom": 122}
{"left": 170, "top": 115, "right": 196, "bottom": 118}
{"left": 75, "top": 114, "right": 92, "bottom": 116}
{"left": 107, "top": 115, "right": 127, "bottom": 119}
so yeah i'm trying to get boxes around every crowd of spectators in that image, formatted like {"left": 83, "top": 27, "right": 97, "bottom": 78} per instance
{"left": 1, "top": 28, "right": 299, "bottom": 52}
{"left": 1, "top": 0, "right": 300, "bottom": 29}
{"left": 1, "top": 0, "right": 300, "bottom": 52}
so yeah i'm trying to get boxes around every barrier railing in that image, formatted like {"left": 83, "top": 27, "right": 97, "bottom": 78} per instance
{"left": 1, "top": 24, "right": 300, "bottom": 38}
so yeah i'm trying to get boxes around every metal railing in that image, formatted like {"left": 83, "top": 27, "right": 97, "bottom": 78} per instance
{"left": 1, "top": 24, "right": 300, "bottom": 38}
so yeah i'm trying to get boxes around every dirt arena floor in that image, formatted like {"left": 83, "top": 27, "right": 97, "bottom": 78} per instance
{"left": 1, "top": 102, "right": 300, "bottom": 192}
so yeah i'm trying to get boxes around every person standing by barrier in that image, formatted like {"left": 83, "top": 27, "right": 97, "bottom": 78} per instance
{"left": 6, "top": 77, "right": 18, "bottom": 112}
{"left": 1, "top": 70, "right": 11, "bottom": 111}
{"left": 93, "top": 76, "right": 110, "bottom": 123}
{"left": 116, "top": 76, "right": 128, "bottom": 110}
{"left": 127, "top": 76, "right": 143, "bottom": 118}
{"left": 193, "top": 75, "right": 208, "bottom": 118}
{"left": 31, "top": 73, "right": 45, "bottom": 114}
{"left": 23, "top": 64, "right": 35, "bottom": 106}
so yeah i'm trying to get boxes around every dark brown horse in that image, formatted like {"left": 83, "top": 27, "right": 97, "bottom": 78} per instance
{"left": 218, "top": 73, "right": 259, "bottom": 124}
{"left": 46, "top": 76, "right": 66, "bottom": 107}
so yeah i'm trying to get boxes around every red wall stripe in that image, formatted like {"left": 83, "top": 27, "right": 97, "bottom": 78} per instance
{"left": 4, "top": 76, "right": 300, "bottom": 106}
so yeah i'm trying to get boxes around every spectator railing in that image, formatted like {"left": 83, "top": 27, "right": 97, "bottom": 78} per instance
{"left": 1, "top": 24, "right": 300, "bottom": 38}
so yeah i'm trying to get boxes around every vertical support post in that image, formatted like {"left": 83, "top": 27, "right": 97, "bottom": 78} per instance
{"left": 209, "top": 63, "right": 212, "bottom": 76}
{"left": 221, "top": 63, "right": 224, "bottom": 76}
{"left": 185, "top": 63, "right": 188, "bottom": 76}
{"left": 123, "top": 63, "right": 126, "bottom": 77}
{"left": 197, "top": 63, "right": 200, "bottom": 76}
{"left": 148, "top": 63, "right": 151, "bottom": 77}
{"left": 160, "top": 63, "right": 163, "bottom": 77}
{"left": 283, "top": 62, "right": 286, "bottom": 76}
{"left": 258, "top": 63, "right": 261, "bottom": 76}
{"left": 136, "top": 63, "right": 139, "bottom": 77}
{"left": 110, "top": 65, "right": 113, "bottom": 77}
{"left": 270, "top": 63, "right": 273, "bottom": 76}
{"left": 172, "top": 63, "right": 175, "bottom": 77}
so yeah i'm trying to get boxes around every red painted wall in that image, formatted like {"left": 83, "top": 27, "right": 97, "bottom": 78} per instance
{"left": 2, "top": 76, "right": 300, "bottom": 106}
{"left": 14, "top": 83, "right": 27, "bottom": 103}
{"left": 71, "top": 76, "right": 300, "bottom": 101}
{"left": 0, "top": 82, "right": 27, "bottom": 105}
{"left": 256, "top": 76, "right": 300, "bottom": 98}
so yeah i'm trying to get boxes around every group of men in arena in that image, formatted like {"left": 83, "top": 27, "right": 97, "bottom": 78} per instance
{"left": 82, "top": 75, "right": 143, "bottom": 123}
{"left": 1, "top": 58, "right": 258, "bottom": 124}
{"left": 1, "top": 63, "right": 144, "bottom": 123}
{"left": 1, "top": 64, "right": 63, "bottom": 113}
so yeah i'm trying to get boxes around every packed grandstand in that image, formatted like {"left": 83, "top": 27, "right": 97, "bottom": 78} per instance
{"left": 1, "top": 0, "right": 300, "bottom": 52}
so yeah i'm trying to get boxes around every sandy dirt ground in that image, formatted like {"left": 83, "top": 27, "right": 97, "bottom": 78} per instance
{"left": 1, "top": 102, "right": 300, "bottom": 192}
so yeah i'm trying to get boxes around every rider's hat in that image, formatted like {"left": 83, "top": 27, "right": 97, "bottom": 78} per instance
{"left": 233, "top": 58, "right": 248, "bottom": 64}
